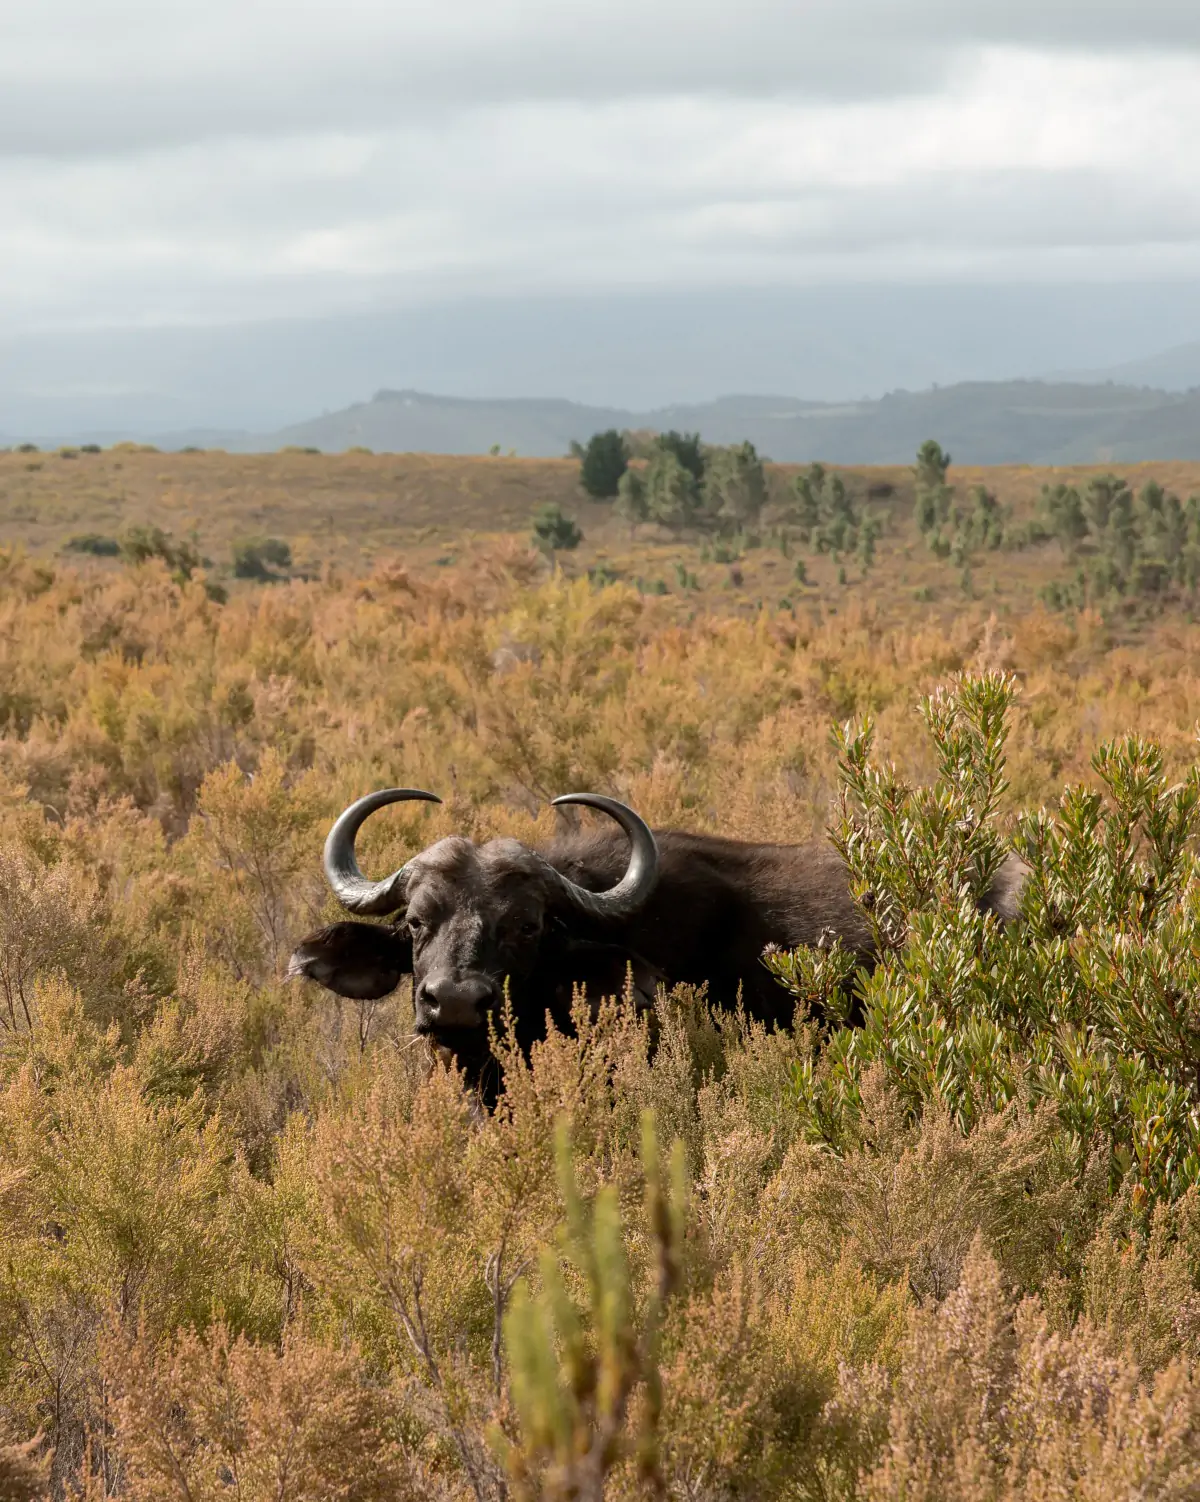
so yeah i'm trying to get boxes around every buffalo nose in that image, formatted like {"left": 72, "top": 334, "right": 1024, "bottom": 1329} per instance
{"left": 418, "top": 975, "right": 494, "bottom": 1030}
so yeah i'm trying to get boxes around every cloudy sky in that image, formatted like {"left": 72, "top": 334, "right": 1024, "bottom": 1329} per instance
{"left": 5, "top": 2, "right": 1200, "bottom": 428}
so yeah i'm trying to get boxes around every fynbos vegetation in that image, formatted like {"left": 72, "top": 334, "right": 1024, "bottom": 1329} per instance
{"left": 1038, "top": 473, "right": 1200, "bottom": 609}
{"left": 4, "top": 543, "right": 1200, "bottom": 1495}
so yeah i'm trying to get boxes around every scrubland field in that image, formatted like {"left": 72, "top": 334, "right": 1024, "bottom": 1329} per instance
{"left": 7, "top": 442, "right": 1200, "bottom": 621}
{"left": 8, "top": 449, "right": 1200, "bottom": 1497}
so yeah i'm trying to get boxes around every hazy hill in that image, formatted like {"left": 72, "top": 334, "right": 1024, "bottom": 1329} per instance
{"left": 10, "top": 281, "right": 1200, "bottom": 438}
{"left": 1063, "top": 341, "right": 1200, "bottom": 393}
{"left": 240, "top": 380, "right": 1200, "bottom": 465}
{"left": 268, "top": 389, "right": 634, "bottom": 459}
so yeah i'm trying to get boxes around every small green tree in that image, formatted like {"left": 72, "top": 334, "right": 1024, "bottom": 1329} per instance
{"left": 791, "top": 462, "right": 826, "bottom": 537}
{"left": 579, "top": 431, "right": 629, "bottom": 499}
{"left": 532, "top": 504, "right": 583, "bottom": 555}
{"left": 915, "top": 439, "right": 951, "bottom": 491}
{"left": 1083, "top": 473, "right": 1128, "bottom": 534}
{"left": 856, "top": 517, "right": 880, "bottom": 572}
{"left": 913, "top": 440, "right": 954, "bottom": 548}
{"left": 644, "top": 451, "right": 700, "bottom": 531}
{"left": 1041, "top": 484, "right": 1088, "bottom": 556}
{"left": 791, "top": 463, "right": 882, "bottom": 573}
{"left": 1107, "top": 484, "right": 1138, "bottom": 578}
{"left": 963, "top": 485, "right": 1005, "bottom": 550}
{"left": 1181, "top": 496, "right": 1200, "bottom": 593}
{"left": 654, "top": 430, "right": 705, "bottom": 486}
{"left": 702, "top": 441, "right": 766, "bottom": 534}
{"left": 614, "top": 469, "right": 648, "bottom": 533}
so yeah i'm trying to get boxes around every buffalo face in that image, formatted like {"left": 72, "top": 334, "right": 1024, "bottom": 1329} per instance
{"left": 288, "top": 789, "right": 659, "bottom": 1062}
{"left": 403, "top": 836, "right": 550, "bottom": 1037}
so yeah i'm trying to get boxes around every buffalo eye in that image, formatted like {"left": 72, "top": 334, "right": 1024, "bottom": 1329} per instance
{"left": 407, "top": 915, "right": 427, "bottom": 941}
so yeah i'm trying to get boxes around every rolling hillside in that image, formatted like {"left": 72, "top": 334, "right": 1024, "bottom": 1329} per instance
{"left": 153, "top": 380, "right": 1200, "bottom": 464}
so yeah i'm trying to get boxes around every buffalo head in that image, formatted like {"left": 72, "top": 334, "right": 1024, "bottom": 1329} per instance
{"left": 288, "top": 788, "right": 660, "bottom": 1058}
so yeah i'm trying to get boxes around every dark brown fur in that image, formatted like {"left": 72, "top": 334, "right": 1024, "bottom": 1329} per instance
{"left": 544, "top": 826, "right": 874, "bottom": 1025}
{"left": 290, "top": 822, "right": 1024, "bottom": 1090}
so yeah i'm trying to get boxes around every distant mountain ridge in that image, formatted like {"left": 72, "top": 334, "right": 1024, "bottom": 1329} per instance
{"left": 1057, "top": 341, "right": 1200, "bottom": 394}
{"left": 14, "top": 378, "right": 1200, "bottom": 465}
{"left": 252, "top": 381, "right": 1200, "bottom": 465}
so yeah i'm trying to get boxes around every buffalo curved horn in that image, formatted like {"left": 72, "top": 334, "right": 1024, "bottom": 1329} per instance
{"left": 540, "top": 793, "right": 659, "bottom": 921}
{"left": 323, "top": 788, "right": 442, "bottom": 916}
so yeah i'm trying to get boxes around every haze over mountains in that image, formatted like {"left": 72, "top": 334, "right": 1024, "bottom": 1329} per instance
{"left": 11, "top": 377, "right": 1200, "bottom": 467}
{"left": 245, "top": 379, "right": 1200, "bottom": 466}
{"left": 6, "top": 285, "right": 1200, "bottom": 464}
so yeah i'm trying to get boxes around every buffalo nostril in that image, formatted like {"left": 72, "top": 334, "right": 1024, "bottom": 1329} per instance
{"left": 419, "top": 976, "right": 495, "bottom": 1029}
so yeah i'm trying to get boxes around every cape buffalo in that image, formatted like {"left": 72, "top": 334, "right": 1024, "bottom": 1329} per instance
{"left": 289, "top": 788, "right": 1024, "bottom": 1084}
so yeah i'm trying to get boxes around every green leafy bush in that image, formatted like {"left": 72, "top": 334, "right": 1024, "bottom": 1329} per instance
{"left": 64, "top": 533, "right": 121, "bottom": 557}
{"left": 1038, "top": 473, "right": 1200, "bottom": 607}
{"left": 231, "top": 536, "right": 292, "bottom": 581}
{"left": 791, "top": 462, "right": 882, "bottom": 571}
{"left": 772, "top": 671, "right": 1200, "bottom": 1208}
{"left": 531, "top": 504, "right": 583, "bottom": 554}
{"left": 119, "top": 524, "right": 203, "bottom": 582}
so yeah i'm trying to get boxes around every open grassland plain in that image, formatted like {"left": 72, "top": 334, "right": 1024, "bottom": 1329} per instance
{"left": 8, "top": 455, "right": 1200, "bottom": 1495}
{"left": 8, "top": 443, "right": 1200, "bottom": 624}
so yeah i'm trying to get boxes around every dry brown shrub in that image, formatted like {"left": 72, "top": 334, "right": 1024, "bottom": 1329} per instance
{"left": 1080, "top": 1191, "right": 1200, "bottom": 1375}
{"left": 101, "top": 1322, "right": 413, "bottom": 1502}
{"left": 864, "top": 1239, "right": 1200, "bottom": 1501}
{"left": 764, "top": 1068, "right": 1071, "bottom": 1302}
{"left": 0, "top": 1428, "right": 48, "bottom": 1502}
{"left": 184, "top": 749, "right": 326, "bottom": 978}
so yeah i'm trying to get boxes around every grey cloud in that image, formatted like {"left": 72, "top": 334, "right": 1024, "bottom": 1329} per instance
{"left": 5, "top": 1, "right": 1200, "bottom": 364}
{"left": 3, "top": 0, "right": 1200, "bottom": 157}
{"left": 7, "top": 158, "right": 1199, "bottom": 342}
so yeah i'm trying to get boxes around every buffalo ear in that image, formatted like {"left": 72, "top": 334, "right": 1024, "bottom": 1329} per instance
{"left": 287, "top": 921, "right": 412, "bottom": 1001}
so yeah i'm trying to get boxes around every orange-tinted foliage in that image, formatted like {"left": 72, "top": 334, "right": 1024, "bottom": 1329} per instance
{"left": 0, "top": 533, "right": 1198, "bottom": 1496}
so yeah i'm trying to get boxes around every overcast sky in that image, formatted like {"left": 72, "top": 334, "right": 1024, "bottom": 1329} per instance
{"left": 2, "top": 4, "right": 1200, "bottom": 429}
{"left": 4, "top": 3, "right": 1200, "bottom": 427}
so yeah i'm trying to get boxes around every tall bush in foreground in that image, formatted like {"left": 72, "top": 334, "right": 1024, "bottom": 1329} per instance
{"left": 495, "top": 1115, "right": 687, "bottom": 1501}
{"left": 772, "top": 670, "right": 1200, "bottom": 1207}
